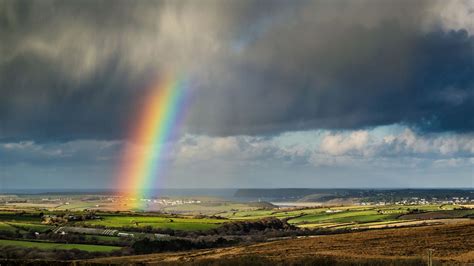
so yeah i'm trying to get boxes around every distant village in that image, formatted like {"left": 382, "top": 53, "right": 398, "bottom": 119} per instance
{"left": 360, "top": 196, "right": 472, "bottom": 206}
{"left": 0, "top": 195, "right": 202, "bottom": 208}
{"left": 138, "top": 198, "right": 202, "bottom": 206}
{"left": 0, "top": 192, "right": 472, "bottom": 209}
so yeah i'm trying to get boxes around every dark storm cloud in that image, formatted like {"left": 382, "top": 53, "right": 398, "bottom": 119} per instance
{"left": 0, "top": 0, "right": 473, "bottom": 141}
{"left": 194, "top": 27, "right": 474, "bottom": 135}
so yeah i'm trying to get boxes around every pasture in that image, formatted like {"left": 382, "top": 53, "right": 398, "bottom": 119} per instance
{"left": 287, "top": 209, "right": 400, "bottom": 224}
{"left": 0, "top": 222, "right": 16, "bottom": 232}
{"left": 77, "top": 215, "right": 226, "bottom": 231}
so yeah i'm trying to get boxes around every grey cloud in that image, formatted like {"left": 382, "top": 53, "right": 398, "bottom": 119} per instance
{"left": 175, "top": 135, "right": 308, "bottom": 166}
{"left": 0, "top": 0, "right": 473, "bottom": 141}
{"left": 173, "top": 129, "right": 474, "bottom": 169}
{"left": 376, "top": 130, "right": 474, "bottom": 158}
{"left": 318, "top": 129, "right": 474, "bottom": 159}
{"left": 0, "top": 140, "right": 122, "bottom": 165}
{"left": 1, "top": 129, "right": 472, "bottom": 188}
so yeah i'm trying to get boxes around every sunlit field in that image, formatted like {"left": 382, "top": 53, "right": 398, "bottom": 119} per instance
{"left": 78, "top": 215, "right": 226, "bottom": 231}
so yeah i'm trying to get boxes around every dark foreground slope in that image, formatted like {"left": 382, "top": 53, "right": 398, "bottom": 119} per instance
{"left": 85, "top": 220, "right": 473, "bottom": 265}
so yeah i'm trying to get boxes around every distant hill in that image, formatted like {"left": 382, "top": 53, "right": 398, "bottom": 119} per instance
{"left": 297, "top": 193, "right": 339, "bottom": 202}
{"left": 234, "top": 189, "right": 351, "bottom": 199}
{"left": 234, "top": 188, "right": 474, "bottom": 202}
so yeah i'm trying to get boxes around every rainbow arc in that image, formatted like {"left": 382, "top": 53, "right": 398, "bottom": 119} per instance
{"left": 117, "top": 73, "right": 189, "bottom": 208}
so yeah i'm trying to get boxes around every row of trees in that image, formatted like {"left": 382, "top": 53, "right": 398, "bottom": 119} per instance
{"left": 0, "top": 245, "right": 132, "bottom": 261}
{"left": 132, "top": 236, "right": 237, "bottom": 254}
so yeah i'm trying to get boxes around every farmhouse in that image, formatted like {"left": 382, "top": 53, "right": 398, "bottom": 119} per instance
{"left": 325, "top": 209, "right": 342, "bottom": 213}
{"left": 118, "top": 232, "right": 134, "bottom": 238}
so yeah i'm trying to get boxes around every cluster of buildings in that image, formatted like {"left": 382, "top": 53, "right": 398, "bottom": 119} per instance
{"left": 138, "top": 198, "right": 201, "bottom": 206}
{"left": 360, "top": 196, "right": 472, "bottom": 206}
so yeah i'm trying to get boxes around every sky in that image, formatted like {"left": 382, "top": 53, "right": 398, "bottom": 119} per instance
{"left": 0, "top": 0, "right": 473, "bottom": 189}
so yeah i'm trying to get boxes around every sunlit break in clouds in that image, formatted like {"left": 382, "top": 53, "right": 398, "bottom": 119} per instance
{"left": 0, "top": 0, "right": 473, "bottom": 189}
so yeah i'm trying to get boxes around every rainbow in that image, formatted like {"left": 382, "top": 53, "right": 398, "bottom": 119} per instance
{"left": 117, "top": 73, "right": 190, "bottom": 208}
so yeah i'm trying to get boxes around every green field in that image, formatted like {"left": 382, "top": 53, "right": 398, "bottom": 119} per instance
{"left": 0, "top": 222, "right": 17, "bottom": 232}
{"left": 220, "top": 207, "right": 332, "bottom": 220}
{"left": 162, "top": 202, "right": 263, "bottom": 214}
{"left": 287, "top": 209, "right": 398, "bottom": 224}
{"left": 215, "top": 204, "right": 462, "bottom": 225}
{"left": 77, "top": 215, "right": 226, "bottom": 231}
{"left": 0, "top": 239, "right": 121, "bottom": 252}
{"left": 8, "top": 222, "right": 52, "bottom": 232}
{"left": 0, "top": 221, "right": 52, "bottom": 233}
{"left": 0, "top": 212, "right": 42, "bottom": 223}
{"left": 284, "top": 205, "right": 469, "bottom": 227}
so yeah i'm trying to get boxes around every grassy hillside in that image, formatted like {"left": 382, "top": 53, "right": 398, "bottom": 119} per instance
{"left": 78, "top": 215, "right": 226, "bottom": 231}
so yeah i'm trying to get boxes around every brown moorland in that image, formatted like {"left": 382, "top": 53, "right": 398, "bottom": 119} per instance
{"left": 85, "top": 220, "right": 473, "bottom": 265}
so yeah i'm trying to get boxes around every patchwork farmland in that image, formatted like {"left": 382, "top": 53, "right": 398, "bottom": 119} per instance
{"left": 0, "top": 191, "right": 472, "bottom": 264}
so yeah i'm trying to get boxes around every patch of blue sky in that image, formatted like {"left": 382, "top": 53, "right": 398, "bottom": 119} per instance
{"left": 272, "top": 130, "right": 325, "bottom": 149}
{"left": 272, "top": 124, "right": 409, "bottom": 149}
{"left": 370, "top": 124, "right": 406, "bottom": 140}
